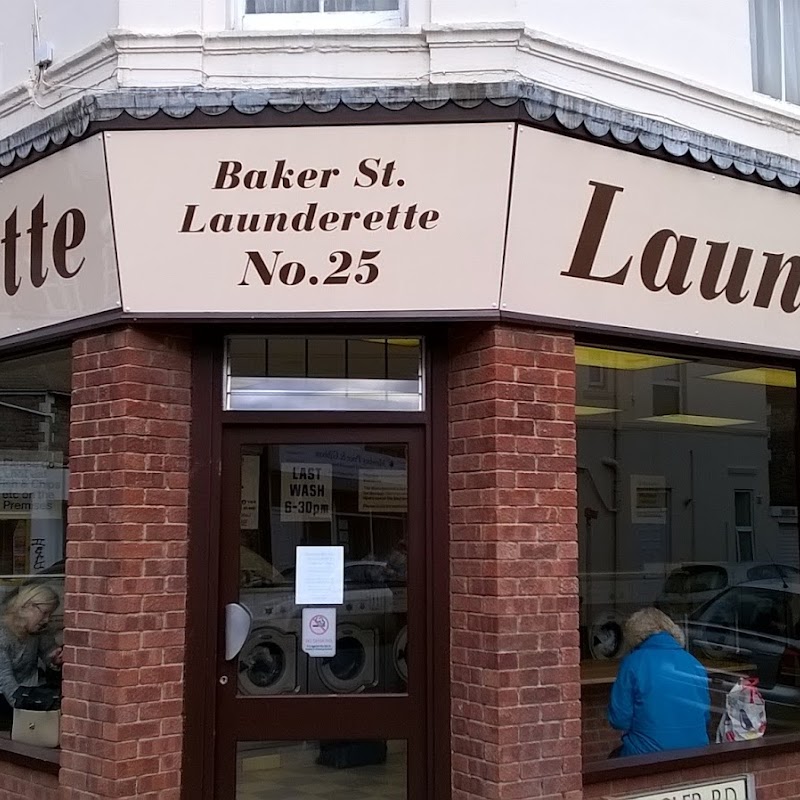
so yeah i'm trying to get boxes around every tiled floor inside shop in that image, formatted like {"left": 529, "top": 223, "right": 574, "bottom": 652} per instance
{"left": 237, "top": 741, "right": 407, "bottom": 800}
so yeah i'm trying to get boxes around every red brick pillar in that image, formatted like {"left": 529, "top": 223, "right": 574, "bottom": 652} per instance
{"left": 449, "top": 324, "right": 581, "bottom": 800}
{"left": 60, "top": 328, "right": 191, "bottom": 800}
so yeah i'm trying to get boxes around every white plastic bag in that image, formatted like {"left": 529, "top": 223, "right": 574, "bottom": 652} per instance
{"left": 715, "top": 677, "right": 766, "bottom": 743}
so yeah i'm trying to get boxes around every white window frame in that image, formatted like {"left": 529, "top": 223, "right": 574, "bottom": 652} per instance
{"left": 234, "top": 0, "right": 405, "bottom": 30}
{"left": 750, "top": 0, "right": 800, "bottom": 103}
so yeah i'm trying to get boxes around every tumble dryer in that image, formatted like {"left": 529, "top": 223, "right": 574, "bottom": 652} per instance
{"left": 239, "top": 587, "right": 306, "bottom": 695}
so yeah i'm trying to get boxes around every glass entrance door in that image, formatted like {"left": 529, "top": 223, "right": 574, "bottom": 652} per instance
{"left": 215, "top": 427, "right": 427, "bottom": 799}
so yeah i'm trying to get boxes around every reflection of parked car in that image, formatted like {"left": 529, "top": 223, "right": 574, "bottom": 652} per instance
{"left": 656, "top": 562, "right": 800, "bottom": 619}
{"left": 686, "top": 579, "right": 800, "bottom": 732}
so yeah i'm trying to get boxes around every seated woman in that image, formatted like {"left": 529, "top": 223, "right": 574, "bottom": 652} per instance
{"left": 0, "top": 584, "right": 62, "bottom": 720}
{"left": 608, "top": 607, "right": 710, "bottom": 757}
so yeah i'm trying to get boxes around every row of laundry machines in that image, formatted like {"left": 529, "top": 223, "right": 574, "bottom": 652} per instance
{"left": 238, "top": 585, "right": 408, "bottom": 695}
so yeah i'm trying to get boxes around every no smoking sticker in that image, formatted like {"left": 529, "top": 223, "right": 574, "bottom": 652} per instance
{"left": 302, "top": 607, "right": 336, "bottom": 657}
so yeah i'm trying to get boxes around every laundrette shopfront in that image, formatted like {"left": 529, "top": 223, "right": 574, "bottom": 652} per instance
{"left": 1, "top": 96, "right": 800, "bottom": 799}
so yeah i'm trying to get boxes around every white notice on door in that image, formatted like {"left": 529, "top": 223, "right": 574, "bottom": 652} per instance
{"left": 281, "top": 463, "right": 332, "bottom": 522}
{"left": 295, "top": 546, "right": 344, "bottom": 605}
{"left": 358, "top": 469, "right": 407, "bottom": 513}
{"left": 301, "top": 607, "right": 336, "bottom": 657}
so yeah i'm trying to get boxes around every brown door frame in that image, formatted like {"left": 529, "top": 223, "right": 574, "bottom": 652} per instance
{"left": 182, "top": 328, "right": 451, "bottom": 800}
{"left": 215, "top": 425, "right": 428, "bottom": 798}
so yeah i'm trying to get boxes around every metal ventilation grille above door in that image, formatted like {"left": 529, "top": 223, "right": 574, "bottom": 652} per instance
{"left": 225, "top": 336, "right": 424, "bottom": 411}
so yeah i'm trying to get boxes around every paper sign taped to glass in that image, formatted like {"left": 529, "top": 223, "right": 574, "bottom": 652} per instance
{"left": 302, "top": 607, "right": 336, "bottom": 657}
{"left": 295, "top": 546, "right": 344, "bottom": 605}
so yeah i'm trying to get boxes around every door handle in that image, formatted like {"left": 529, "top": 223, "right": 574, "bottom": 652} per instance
{"left": 225, "top": 603, "right": 253, "bottom": 661}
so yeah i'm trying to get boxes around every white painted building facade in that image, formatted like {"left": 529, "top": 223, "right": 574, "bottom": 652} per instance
{"left": 2, "top": 0, "right": 800, "bottom": 157}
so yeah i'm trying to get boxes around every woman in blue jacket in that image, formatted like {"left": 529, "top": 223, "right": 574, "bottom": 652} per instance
{"left": 608, "top": 607, "right": 710, "bottom": 757}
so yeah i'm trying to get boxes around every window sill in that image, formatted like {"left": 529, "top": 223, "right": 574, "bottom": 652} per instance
{"left": 583, "top": 733, "right": 800, "bottom": 785}
{"left": 0, "top": 733, "right": 59, "bottom": 775}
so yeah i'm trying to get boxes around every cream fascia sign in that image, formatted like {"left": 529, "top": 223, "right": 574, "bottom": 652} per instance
{"left": 104, "top": 124, "right": 514, "bottom": 316}
{"left": 8, "top": 121, "right": 800, "bottom": 351}
{"left": 0, "top": 134, "right": 119, "bottom": 338}
{"left": 504, "top": 126, "right": 800, "bottom": 352}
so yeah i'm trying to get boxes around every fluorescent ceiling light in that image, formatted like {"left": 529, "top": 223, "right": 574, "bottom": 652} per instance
{"left": 576, "top": 346, "right": 684, "bottom": 371}
{"left": 639, "top": 414, "right": 752, "bottom": 428}
{"left": 576, "top": 405, "right": 618, "bottom": 416}
{"left": 705, "top": 368, "right": 796, "bottom": 388}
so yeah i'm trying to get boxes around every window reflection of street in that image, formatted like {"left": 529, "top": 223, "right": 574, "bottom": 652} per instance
{"left": 577, "top": 346, "right": 799, "bottom": 762}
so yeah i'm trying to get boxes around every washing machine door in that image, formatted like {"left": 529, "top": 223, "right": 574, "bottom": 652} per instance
{"left": 316, "top": 625, "right": 378, "bottom": 693}
{"left": 239, "top": 629, "right": 299, "bottom": 695}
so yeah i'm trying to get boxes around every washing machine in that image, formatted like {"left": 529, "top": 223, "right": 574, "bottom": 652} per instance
{"left": 384, "top": 585, "right": 408, "bottom": 692}
{"left": 307, "top": 586, "right": 392, "bottom": 694}
{"left": 238, "top": 587, "right": 306, "bottom": 695}
{"left": 587, "top": 610, "right": 626, "bottom": 660}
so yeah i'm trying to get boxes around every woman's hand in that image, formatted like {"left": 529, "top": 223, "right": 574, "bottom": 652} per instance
{"left": 48, "top": 647, "right": 64, "bottom": 667}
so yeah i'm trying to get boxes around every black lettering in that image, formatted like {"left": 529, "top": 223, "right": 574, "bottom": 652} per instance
{"left": 755, "top": 252, "right": 800, "bottom": 312}
{"left": 699, "top": 242, "right": 751, "bottom": 303}
{"left": 381, "top": 160, "right": 397, "bottom": 186}
{"left": 271, "top": 160, "right": 294, "bottom": 189}
{"left": 402, "top": 203, "right": 419, "bottom": 230}
{"left": 239, "top": 251, "right": 282, "bottom": 286}
{"left": 28, "top": 196, "right": 48, "bottom": 288}
{"left": 52, "top": 209, "right": 86, "bottom": 279}
{"left": 2, "top": 208, "right": 20, "bottom": 297}
{"left": 419, "top": 209, "right": 439, "bottom": 229}
{"left": 180, "top": 204, "right": 206, "bottom": 233}
{"left": 640, "top": 229, "right": 696, "bottom": 295}
{"left": 364, "top": 211, "right": 384, "bottom": 230}
{"left": 291, "top": 203, "right": 318, "bottom": 232}
{"left": 209, "top": 213, "right": 234, "bottom": 233}
{"left": 561, "top": 181, "right": 629, "bottom": 284}
{"left": 319, "top": 212, "right": 340, "bottom": 231}
{"left": 319, "top": 168, "right": 340, "bottom": 188}
{"left": 297, "top": 169, "right": 319, "bottom": 189}
{"left": 214, "top": 160, "right": 241, "bottom": 190}
{"left": 243, "top": 170, "right": 268, "bottom": 190}
{"left": 355, "top": 158, "right": 380, "bottom": 188}
{"left": 236, "top": 214, "right": 262, "bottom": 233}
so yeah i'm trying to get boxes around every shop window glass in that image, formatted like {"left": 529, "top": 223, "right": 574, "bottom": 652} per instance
{"left": 577, "top": 345, "right": 799, "bottom": 764}
{"left": 226, "top": 336, "right": 423, "bottom": 411}
{"left": 0, "top": 348, "right": 70, "bottom": 729}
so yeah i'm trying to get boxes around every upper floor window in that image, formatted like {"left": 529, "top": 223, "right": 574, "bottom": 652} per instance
{"left": 243, "top": 0, "right": 402, "bottom": 29}
{"left": 750, "top": 0, "right": 800, "bottom": 103}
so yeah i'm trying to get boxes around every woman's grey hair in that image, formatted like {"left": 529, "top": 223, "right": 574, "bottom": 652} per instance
{"left": 2, "top": 583, "right": 59, "bottom": 616}
{"left": 624, "top": 607, "right": 685, "bottom": 650}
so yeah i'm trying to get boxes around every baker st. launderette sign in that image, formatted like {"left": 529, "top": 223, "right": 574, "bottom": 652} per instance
{"left": 104, "top": 124, "right": 514, "bottom": 316}
{"left": 612, "top": 775, "right": 753, "bottom": 800}
{"left": 0, "top": 134, "right": 119, "bottom": 339}
{"left": 503, "top": 125, "right": 800, "bottom": 353}
{"left": 7, "top": 121, "right": 800, "bottom": 353}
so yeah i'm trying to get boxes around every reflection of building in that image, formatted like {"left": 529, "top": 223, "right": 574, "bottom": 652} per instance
{"left": 578, "top": 354, "right": 798, "bottom": 645}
